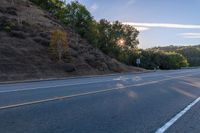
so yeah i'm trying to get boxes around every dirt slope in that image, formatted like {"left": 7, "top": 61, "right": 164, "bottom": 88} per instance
{"left": 0, "top": 0, "right": 144, "bottom": 81}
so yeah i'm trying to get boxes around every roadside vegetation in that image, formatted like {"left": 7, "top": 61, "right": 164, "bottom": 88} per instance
{"left": 139, "top": 50, "right": 188, "bottom": 69}
{"left": 152, "top": 45, "right": 200, "bottom": 67}
{"left": 31, "top": 0, "right": 194, "bottom": 70}
{"left": 50, "top": 28, "right": 68, "bottom": 62}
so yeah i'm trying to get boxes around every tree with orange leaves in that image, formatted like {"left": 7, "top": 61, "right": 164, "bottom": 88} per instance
{"left": 50, "top": 29, "right": 68, "bottom": 62}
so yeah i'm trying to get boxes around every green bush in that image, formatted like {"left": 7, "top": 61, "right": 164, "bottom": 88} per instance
{"left": 4, "top": 26, "right": 11, "bottom": 32}
{"left": 139, "top": 50, "right": 189, "bottom": 69}
{"left": 3, "top": 22, "right": 15, "bottom": 32}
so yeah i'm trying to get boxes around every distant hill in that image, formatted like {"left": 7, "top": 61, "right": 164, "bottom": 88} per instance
{"left": 0, "top": 0, "right": 143, "bottom": 81}
{"left": 151, "top": 45, "right": 200, "bottom": 67}
{"left": 152, "top": 45, "right": 200, "bottom": 51}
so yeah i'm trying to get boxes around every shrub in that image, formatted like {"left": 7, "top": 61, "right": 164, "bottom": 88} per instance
{"left": 50, "top": 29, "right": 68, "bottom": 61}
{"left": 139, "top": 50, "right": 189, "bottom": 69}
{"left": 2, "top": 20, "right": 16, "bottom": 32}
{"left": 4, "top": 26, "right": 11, "bottom": 32}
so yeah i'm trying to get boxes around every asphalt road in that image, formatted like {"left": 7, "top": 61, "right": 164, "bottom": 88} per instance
{"left": 0, "top": 69, "right": 200, "bottom": 133}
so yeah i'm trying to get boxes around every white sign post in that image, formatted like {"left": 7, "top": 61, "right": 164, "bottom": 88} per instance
{"left": 136, "top": 58, "right": 141, "bottom": 67}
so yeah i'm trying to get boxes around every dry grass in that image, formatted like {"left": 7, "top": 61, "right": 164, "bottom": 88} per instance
{"left": 0, "top": 0, "right": 144, "bottom": 82}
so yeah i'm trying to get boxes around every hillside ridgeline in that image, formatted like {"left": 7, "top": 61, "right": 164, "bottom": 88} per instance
{"left": 0, "top": 0, "right": 143, "bottom": 81}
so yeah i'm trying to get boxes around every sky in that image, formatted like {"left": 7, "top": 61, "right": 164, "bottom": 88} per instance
{"left": 66, "top": 0, "right": 200, "bottom": 48}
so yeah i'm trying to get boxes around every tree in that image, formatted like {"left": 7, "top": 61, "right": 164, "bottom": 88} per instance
{"left": 139, "top": 50, "right": 189, "bottom": 69}
{"left": 151, "top": 45, "right": 200, "bottom": 67}
{"left": 31, "top": 0, "right": 141, "bottom": 65}
{"left": 64, "top": 1, "right": 94, "bottom": 37}
{"left": 122, "top": 24, "right": 139, "bottom": 50}
{"left": 178, "top": 47, "right": 200, "bottom": 67}
{"left": 95, "top": 20, "right": 139, "bottom": 62}
{"left": 50, "top": 29, "right": 68, "bottom": 61}
{"left": 97, "top": 19, "right": 112, "bottom": 53}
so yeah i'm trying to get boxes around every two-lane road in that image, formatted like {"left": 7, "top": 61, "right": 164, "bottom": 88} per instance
{"left": 0, "top": 69, "right": 200, "bottom": 133}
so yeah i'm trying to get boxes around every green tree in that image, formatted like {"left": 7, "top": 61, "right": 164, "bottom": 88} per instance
{"left": 64, "top": 1, "right": 94, "bottom": 37}
{"left": 31, "top": 0, "right": 141, "bottom": 66}
{"left": 96, "top": 20, "right": 139, "bottom": 61}
{"left": 150, "top": 45, "right": 200, "bottom": 67}
{"left": 178, "top": 47, "right": 200, "bottom": 67}
{"left": 122, "top": 24, "right": 139, "bottom": 50}
{"left": 140, "top": 50, "right": 188, "bottom": 69}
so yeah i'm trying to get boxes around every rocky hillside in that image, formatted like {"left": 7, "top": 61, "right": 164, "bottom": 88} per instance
{"left": 0, "top": 0, "right": 143, "bottom": 81}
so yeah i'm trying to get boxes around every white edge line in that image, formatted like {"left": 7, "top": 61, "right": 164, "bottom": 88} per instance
{"left": 0, "top": 80, "right": 113, "bottom": 93}
{"left": 155, "top": 97, "right": 200, "bottom": 133}
{"left": 0, "top": 72, "right": 195, "bottom": 94}
{"left": 0, "top": 74, "right": 194, "bottom": 110}
{"left": 0, "top": 74, "right": 161, "bottom": 93}
{"left": 0, "top": 75, "right": 162, "bottom": 93}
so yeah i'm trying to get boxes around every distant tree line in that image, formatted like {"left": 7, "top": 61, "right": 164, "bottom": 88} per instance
{"left": 30, "top": 0, "right": 190, "bottom": 69}
{"left": 138, "top": 50, "right": 189, "bottom": 69}
{"left": 152, "top": 45, "right": 200, "bottom": 67}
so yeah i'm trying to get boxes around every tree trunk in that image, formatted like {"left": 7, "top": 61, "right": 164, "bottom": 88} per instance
{"left": 57, "top": 41, "right": 62, "bottom": 62}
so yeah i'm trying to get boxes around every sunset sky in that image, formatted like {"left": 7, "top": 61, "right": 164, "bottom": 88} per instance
{"left": 66, "top": 0, "right": 200, "bottom": 48}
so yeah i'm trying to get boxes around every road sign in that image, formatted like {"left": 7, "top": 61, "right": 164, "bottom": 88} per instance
{"left": 136, "top": 58, "right": 141, "bottom": 65}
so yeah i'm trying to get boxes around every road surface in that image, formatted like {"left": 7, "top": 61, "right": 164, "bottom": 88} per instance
{"left": 0, "top": 69, "right": 200, "bottom": 133}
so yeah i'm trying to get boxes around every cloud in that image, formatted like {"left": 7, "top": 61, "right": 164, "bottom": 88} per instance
{"left": 127, "top": 0, "right": 136, "bottom": 5}
{"left": 134, "top": 26, "right": 150, "bottom": 31}
{"left": 123, "top": 22, "right": 200, "bottom": 29}
{"left": 179, "top": 33, "right": 200, "bottom": 39}
{"left": 90, "top": 3, "right": 98, "bottom": 12}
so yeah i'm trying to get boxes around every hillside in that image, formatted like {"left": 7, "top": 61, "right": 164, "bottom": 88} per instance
{"left": 0, "top": 0, "right": 143, "bottom": 81}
